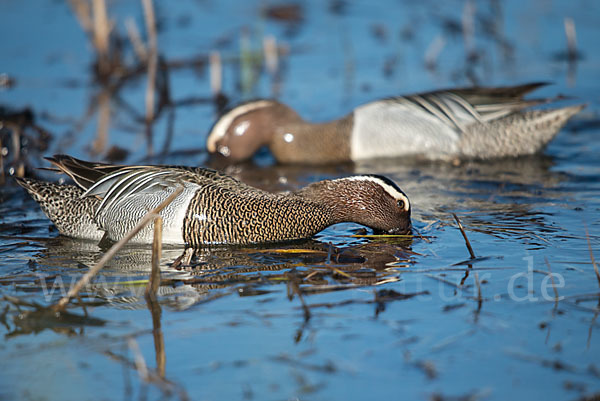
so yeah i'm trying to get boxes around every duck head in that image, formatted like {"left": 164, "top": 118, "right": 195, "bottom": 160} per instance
{"left": 206, "top": 100, "right": 302, "bottom": 162}
{"left": 297, "top": 175, "right": 412, "bottom": 235}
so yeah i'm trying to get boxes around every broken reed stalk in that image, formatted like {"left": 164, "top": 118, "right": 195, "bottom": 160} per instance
{"left": 474, "top": 271, "right": 482, "bottom": 310}
{"left": 240, "top": 28, "right": 254, "bottom": 95}
{"left": 142, "top": 0, "right": 158, "bottom": 155}
{"left": 285, "top": 271, "right": 311, "bottom": 322}
{"left": 452, "top": 213, "right": 476, "bottom": 259}
{"left": 125, "top": 17, "right": 148, "bottom": 62}
{"left": 263, "top": 35, "right": 278, "bottom": 75}
{"left": 11, "top": 124, "right": 21, "bottom": 162}
{"left": 209, "top": 51, "right": 222, "bottom": 95}
{"left": 52, "top": 186, "right": 183, "bottom": 311}
{"left": 461, "top": 0, "right": 475, "bottom": 55}
{"left": 544, "top": 257, "right": 559, "bottom": 307}
{"left": 142, "top": 213, "right": 166, "bottom": 381}
{"left": 588, "top": 312, "right": 598, "bottom": 349}
{"left": 426, "top": 273, "right": 462, "bottom": 289}
{"left": 67, "top": 0, "right": 93, "bottom": 33}
{"left": 129, "top": 338, "right": 149, "bottom": 381}
{"left": 125, "top": 17, "right": 147, "bottom": 62}
{"left": 92, "top": 89, "right": 110, "bottom": 155}
{"left": 298, "top": 290, "right": 311, "bottom": 322}
{"left": 105, "top": 348, "right": 190, "bottom": 401}
{"left": 146, "top": 216, "right": 163, "bottom": 298}
{"left": 145, "top": 222, "right": 166, "bottom": 382}
{"left": 148, "top": 297, "right": 166, "bottom": 379}
{"left": 92, "top": 0, "right": 111, "bottom": 76}
{"left": 0, "top": 138, "right": 4, "bottom": 185}
{"left": 564, "top": 17, "right": 577, "bottom": 60}
{"left": 584, "top": 225, "right": 600, "bottom": 289}
{"left": 424, "top": 34, "right": 446, "bottom": 70}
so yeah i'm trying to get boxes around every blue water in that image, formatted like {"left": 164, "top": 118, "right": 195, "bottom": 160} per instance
{"left": 1, "top": 0, "right": 599, "bottom": 400}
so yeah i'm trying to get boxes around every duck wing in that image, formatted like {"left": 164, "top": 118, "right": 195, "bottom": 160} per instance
{"left": 82, "top": 167, "right": 193, "bottom": 219}
{"left": 392, "top": 82, "right": 558, "bottom": 131}
{"left": 45, "top": 155, "right": 130, "bottom": 190}
{"left": 73, "top": 160, "right": 248, "bottom": 222}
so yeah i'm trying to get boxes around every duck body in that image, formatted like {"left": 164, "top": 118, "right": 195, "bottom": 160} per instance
{"left": 206, "top": 83, "right": 584, "bottom": 164}
{"left": 16, "top": 156, "right": 411, "bottom": 246}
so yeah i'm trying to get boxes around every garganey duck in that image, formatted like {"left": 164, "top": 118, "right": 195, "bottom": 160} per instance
{"left": 206, "top": 82, "right": 584, "bottom": 164}
{"left": 16, "top": 155, "right": 411, "bottom": 246}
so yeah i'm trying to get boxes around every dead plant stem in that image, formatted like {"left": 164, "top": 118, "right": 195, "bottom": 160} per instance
{"left": 146, "top": 216, "right": 163, "bottom": 298}
{"left": 452, "top": 213, "right": 476, "bottom": 259}
{"left": 544, "top": 257, "right": 560, "bottom": 307}
{"left": 585, "top": 224, "right": 600, "bottom": 289}
{"left": 142, "top": 0, "right": 158, "bottom": 155}
{"left": 474, "top": 272, "right": 482, "bottom": 311}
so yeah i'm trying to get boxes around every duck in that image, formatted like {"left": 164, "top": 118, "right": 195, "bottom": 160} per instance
{"left": 15, "top": 155, "right": 411, "bottom": 246}
{"left": 206, "top": 82, "right": 584, "bottom": 164}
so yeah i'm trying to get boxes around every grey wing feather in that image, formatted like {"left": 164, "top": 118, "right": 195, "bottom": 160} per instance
{"left": 97, "top": 171, "right": 170, "bottom": 215}
{"left": 82, "top": 169, "right": 134, "bottom": 198}
{"left": 391, "top": 83, "right": 554, "bottom": 132}
{"left": 83, "top": 167, "right": 191, "bottom": 218}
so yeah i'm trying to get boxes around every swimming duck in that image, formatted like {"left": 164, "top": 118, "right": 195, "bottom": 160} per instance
{"left": 206, "top": 82, "right": 584, "bottom": 164}
{"left": 16, "top": 155, "right": 411, "bottom": 246}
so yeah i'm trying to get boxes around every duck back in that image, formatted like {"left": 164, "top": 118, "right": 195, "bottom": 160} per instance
{"left": 351, "top": 100, "right": 461, "bottom": 160}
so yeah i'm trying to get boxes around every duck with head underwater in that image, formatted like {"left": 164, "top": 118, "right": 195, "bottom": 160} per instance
{"left": 206, "top": 82, "right": 584, "bottom": 164}
{"left": 16, "top": 155, "right": 412, "bottom": 247}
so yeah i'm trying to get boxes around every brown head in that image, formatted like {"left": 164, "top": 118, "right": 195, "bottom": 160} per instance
{"left": 296, "top": 174, "right": 412, "bottom": 235}
{"left": 206, "top": 100, "right": 303, "bottom": 162}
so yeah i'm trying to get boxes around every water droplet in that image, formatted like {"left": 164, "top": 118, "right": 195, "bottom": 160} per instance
{"left": 283, "top": 133, "right": 294, "bottom": 143}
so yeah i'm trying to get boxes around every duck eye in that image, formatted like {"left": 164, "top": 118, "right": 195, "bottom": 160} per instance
{"left": 397, "top": 199, "right": 405, "bottom": 209}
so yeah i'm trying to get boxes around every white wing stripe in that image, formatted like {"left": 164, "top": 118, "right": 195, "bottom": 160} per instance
{"left": 81, "top": 169, "right": 133, "bottom": 198}
{"left": 97, "top": 170, "right": 172, "bottom": 216}
{"left": 409, "top": 95, "right": 454, "bottom": 127}
{"left": 107, "top": 171, "right": 173, "bottom": 208}
{"left": 445, "top": 92, "right": 483, "bottom": 123}
{"left": 109, "top": 171, "right": 167, "bottom": 209}
{"left": 429, "top": 94, "right": 465, "bottom": 131}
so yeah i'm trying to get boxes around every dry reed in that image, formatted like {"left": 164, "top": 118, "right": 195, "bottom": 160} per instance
{"left": 452, "top": 213, "right": 476, "bottom": 259}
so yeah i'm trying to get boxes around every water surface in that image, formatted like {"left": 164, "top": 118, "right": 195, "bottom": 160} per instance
{"left": 1, "top": 0, "right": 599, "bottom": 400}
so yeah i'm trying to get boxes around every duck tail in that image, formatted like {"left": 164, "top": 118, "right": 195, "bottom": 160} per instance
{"left": 14, "top": 177, "right": 58, "bottom": 204}
{"left": 44, "top": 154, "right": 122, "bottom": 190}
{"left": 459, "top": 104, "right": 585, "bottom": 159}
{"left": 15, "top": 177, "right": 103, "bottom": 240}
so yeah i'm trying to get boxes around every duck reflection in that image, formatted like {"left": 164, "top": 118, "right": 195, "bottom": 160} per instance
{"left": 23, "top": 233, "right": 414, "bottom": 312}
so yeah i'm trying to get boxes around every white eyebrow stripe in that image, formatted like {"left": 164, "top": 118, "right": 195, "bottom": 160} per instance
{"left": 206, "top": 100, "right": 274, "bottom": 152}
{"left": 343, "top": 175, "right": 410, "bottom": 211}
